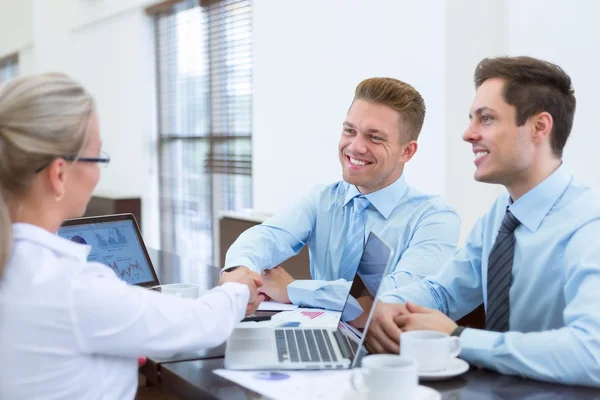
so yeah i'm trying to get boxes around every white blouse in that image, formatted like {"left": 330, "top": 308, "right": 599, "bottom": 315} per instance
{"left": 0, "top": 223, "right": 249, "bottom": 400}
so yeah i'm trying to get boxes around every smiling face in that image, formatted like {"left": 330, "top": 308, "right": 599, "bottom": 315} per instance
{"left": 464, "top": 78, "right": 536, "bottom": 186}
{"left": 339, "top": 99, "right": 412, "bottom": 194}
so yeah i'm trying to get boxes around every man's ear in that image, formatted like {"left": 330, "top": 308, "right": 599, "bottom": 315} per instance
{"left": 47, "top": 158, "right": 69, "bottom": 200}
{"left": 400, "top": 140, "right": 418, "bottom": 163}
{"left": 532, "top": 111, "right": 553, "bottom": 144}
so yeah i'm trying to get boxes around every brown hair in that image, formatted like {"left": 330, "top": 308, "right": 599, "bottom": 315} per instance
{"left": 474, "top": 56, "right": 576, "bottom": 157}
{"left": 353, "top": 77, "right": 426, "bottom": 141}
{"left": 0, "top": 73, "right": 95, "bottom": 277}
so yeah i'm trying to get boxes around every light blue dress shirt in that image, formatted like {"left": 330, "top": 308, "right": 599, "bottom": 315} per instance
{"left": 225, "top": 175, "right": 460, "bottom": 310}
{"left": 381, "top": 165, "right": 600, "bottom": 387}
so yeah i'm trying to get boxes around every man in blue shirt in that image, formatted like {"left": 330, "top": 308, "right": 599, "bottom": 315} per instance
{"left": 223, "top": 78, "right": 460, "bottom": 312}
{"left": 366, "top": 56, "right": 600, "bottom": 387}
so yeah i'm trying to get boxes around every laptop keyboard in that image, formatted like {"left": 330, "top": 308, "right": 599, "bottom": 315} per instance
{"left": 333, "top": 329, "right": 359, "bottom": 359}
{"left": 275, "top": 329, "right": 338, "bottom": 363}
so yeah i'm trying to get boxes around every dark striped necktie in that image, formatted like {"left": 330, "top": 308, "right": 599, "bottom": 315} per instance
{"left": 486, "top": 209, "right": 521, "bottom": 332}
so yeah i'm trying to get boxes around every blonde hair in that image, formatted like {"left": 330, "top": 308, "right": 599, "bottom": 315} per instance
{"left": 0, "top": 73, "right": 95, "bottom": 277}
{"left": 354, "top": 77, "right": 426, "bottom": 141}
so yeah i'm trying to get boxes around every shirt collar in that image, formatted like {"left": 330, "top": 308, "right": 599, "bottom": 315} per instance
{"left": 343, "top": 174, "right": 408, "bottom": 219}
{"left": 12, "top": 223, "right": 91, "bottom": 262}
{"left": 508, "top": 164, "right": 572, "bottom": 232}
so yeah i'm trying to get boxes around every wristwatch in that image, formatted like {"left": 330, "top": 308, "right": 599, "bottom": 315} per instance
{"left": 223, "top": 265, "right": 244, "bottom": 272}
{"left": 451, "top": 326, "right": 466, "bottom": 337}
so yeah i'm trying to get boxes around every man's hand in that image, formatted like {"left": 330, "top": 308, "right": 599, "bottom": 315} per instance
{"left": 245, "top": 294, "right": 266, "bottom": 315}
{"left": 364, "top": 301, "right": 409, "bottom": 354}
{"left": 219, "top": 266, "right": 265, "bottom": 314}
{"left": 394, "top": 302, "right": 457, "bottom": 335}
{"left": 259, "top": 266, "right": 295, "bottom": 304}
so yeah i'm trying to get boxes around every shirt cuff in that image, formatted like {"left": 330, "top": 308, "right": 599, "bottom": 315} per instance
{"left": 287, "top": 279, "right": 322, "bottom": 306}
{"left": 459, "top": 328, "right": 503, "bottom": 365}
{"left": 341, "top": 296, "right": 363, "bottom": 321}
{"left": 214, "top": 282, "right": 250, "bottom": 321}
{"left": 223, "top": 257, "right": 260, "bottom": 273}
{"left": 389, "top": 271, "right": 419, "bottom": 288}
{"left": 378, "top": 291, "right": 406, "bottom": 304}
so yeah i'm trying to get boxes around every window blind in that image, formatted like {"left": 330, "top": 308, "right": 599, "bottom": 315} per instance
{"left": 154, "top": 0, "right": 252, "bottom": 263}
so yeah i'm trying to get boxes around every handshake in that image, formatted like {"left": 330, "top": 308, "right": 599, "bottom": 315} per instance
{"left": 219, "top": 266, "right": 296, "bottom": 315}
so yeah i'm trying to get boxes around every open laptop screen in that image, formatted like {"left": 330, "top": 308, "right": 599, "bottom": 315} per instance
{"left": 57, "top": 214, "right": 159, "bottom": 287}
{"left": 336, "top": 232, "right": 394, "bottom": 367}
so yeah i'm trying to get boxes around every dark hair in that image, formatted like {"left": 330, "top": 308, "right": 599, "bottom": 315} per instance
{"left": 354, "top": 77, "right": 426, "bottom": 141}
{"left": 474, "top": 56, "right": 576, "bottom": 157}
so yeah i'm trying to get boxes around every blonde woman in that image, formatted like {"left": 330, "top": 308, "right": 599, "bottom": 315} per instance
{"left": 0, "top": 73, "right": 263, "bottom": 399}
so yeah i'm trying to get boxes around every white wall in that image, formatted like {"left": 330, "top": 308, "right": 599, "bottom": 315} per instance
{"left": 253, "top": 0, "right": 447, "bottom": 213}
{"left": 70, "top": 8, "right": 155, "bottom": 198}
{"left": 73, "top": 0, "right": 161, "bottom": 249}
{"left": 252, "top": 0, "right": 507, "bottom": 242}
{"left": 17, "top": 46, "right": 34, "bottom": 76}
{"left": 254, "top": 0, "right": 600, "bottom": 242}
{"left": 508, "top": 0, "right": 600, "bottom": 190}
{"left": 0, "top": 0, "right": 33, "bottom": 57}
{"left": 444, "top": 0, "right": 506, "bottom": 241}
{"left": 0, "top": 0, "right": 162, "bottom": 248}
{"left": 71, "top": 0, "right": 159, "bottom": 29}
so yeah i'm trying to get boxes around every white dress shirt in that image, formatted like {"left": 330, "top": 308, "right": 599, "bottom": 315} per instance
{"left": 0, "top": 223, "right": 249, "bottom": 400}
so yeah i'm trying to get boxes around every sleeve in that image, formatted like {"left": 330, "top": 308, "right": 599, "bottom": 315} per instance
{"left": 287, "top": 279, "right": 351, "bottom": 310}
{"left": 387, "top": 207, "right": 461, "bottom": 288}
{"left": 458, "top": 220, "right": 600, "bottom": 387}
{"left": 379, "top": 213, "right": 486, "bottom": 322}
{"left": 68, "top": 263, "right": 249, "bottom": 359}
{"left": 223, "top": 186, "right": 321, "bottom": 274}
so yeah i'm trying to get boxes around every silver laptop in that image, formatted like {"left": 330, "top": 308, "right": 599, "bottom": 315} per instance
{"left": 224, "top": 232, "right": 394, "bottom": 370}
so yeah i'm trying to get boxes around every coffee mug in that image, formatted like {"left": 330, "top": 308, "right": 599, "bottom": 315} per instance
{"left": 151, "top": 283, "right": 202, "bottom": 298}
{"left": 400, "top": 330, "right": 461, "bottom": 372}
{"left": 350, "top": 355, "right": 419, "bottom": 399}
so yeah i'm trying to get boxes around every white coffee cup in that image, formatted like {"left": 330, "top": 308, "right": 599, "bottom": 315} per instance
{"left": 400, "top": 330, "right": 461, "bottom": 372}
{"left": 350, "top": 355, "right": 419, "bottom": 399}
{"left": 152, "top": 283, "right": 202, "bottom": 298}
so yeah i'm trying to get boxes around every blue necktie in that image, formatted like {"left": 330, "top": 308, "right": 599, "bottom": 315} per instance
{"left": 486, "top": 209, "right": 521, "bottom": 332}
{"left": 339, "top": 195, "right": 371, "bottom": 278}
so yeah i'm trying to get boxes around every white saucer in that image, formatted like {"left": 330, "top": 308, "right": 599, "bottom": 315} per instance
{"left": 418, "top": 358, "right": 469, "bottom": 381}
{"left": 343, "top": 385, "right": 441, "bottom": 400}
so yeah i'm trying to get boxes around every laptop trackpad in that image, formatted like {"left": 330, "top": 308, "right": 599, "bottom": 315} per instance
{"left": 229, "top": 329, "right": 274, "bottom": 352}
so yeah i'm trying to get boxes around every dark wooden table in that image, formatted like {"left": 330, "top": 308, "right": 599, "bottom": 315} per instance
{"left": 154, "top": 358, "right": 600, "bottom": 400}
{"left": 141, "top": 249, "right": 226, "bottom": 383}
{"left": 142, "top": 250, "right": 600, "bottom": 400}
